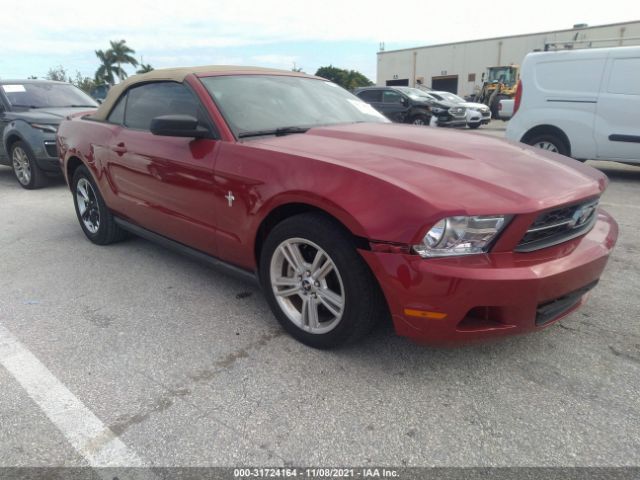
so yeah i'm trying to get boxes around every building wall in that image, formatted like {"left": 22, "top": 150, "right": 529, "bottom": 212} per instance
{"left": 377, "top": 21, "right": 640, "bottom": 97}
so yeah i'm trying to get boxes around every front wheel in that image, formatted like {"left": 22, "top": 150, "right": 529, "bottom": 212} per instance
{"left": 468, "top": 123, "right": 481, "bottom": 129}
{"left": 527, "top": 134, "right": 569, "bottom": 157}
{"left": 410, "top": 114, "right": 430, "bottom": 126}
{"left": 11, "top": 141, "right": 47, "bottom": 189}
{"left": 72, "top": 165, "right": 128, "bottom": 245}
{"left": 259, "top": 213, "right": 384, "bottom": 349}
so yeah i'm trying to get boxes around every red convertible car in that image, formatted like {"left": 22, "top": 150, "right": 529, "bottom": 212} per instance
{"left": 57, "top": 66, "right": 618, "bottom": 348}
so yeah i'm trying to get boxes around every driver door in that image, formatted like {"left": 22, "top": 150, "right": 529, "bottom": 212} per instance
{"left": 380, "top": 90, "right": 410, "bottom": 123}
{"left": 103, "top": 81, "right": 220, "bottom": 255}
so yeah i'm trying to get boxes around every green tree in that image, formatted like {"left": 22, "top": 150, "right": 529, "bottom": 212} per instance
{"left": 314, "top": 65, "right": 373, "bottom": 90}
{"left": 95, "top": 49, "right": 116, "bottom": 85}
{"left": 94, "top": 40, "right": 139, "bottom": 85}
{"left": 109, "top": 39, "right": 138, "bottom": 81}
{"left": 46, "top": 65, "right": 67, "bottom": 82}
{"left": 70, "top": 71, "right": 97, "bottom": 94}
{"left": 136, "top": 63, "right": 154, "bottom": 74}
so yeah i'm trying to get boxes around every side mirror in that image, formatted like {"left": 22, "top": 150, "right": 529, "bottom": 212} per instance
{"left": 150, "top": 115, "right": 210, "bottom": 138}
{"left": 402, "top": 98, "right": 410, "bottom": 107}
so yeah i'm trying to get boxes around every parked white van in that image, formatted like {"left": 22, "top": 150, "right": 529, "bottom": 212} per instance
{"left": 506, "top": 46, "right": 640, "bottom": 164}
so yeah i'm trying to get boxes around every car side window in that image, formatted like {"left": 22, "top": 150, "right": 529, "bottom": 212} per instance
{"left": 124, "top": 82, "right": 207, "bottom": 131}
{"left": 357, "top": 90, "right": 382, "bottom": 103}
{"left": 382, "top": 91, "right": 404, "bottom": 104}
{"left": 107, "top": 94, "right": 126, "bottom": 124}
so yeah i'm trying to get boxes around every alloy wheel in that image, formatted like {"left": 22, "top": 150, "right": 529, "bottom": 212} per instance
{"left": 12, "top": 146, "right": 31, "bottom": 185}
{"left": 534, "top": 141, "right": 559, "bottom": 153}
{"left": 270, "top": 238, "right": 345, "bottom": 334}
{"left": 76, "top": 178, "right": 101, "bottom": 234}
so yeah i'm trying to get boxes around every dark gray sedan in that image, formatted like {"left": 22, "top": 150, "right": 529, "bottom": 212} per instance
{"left": 0, "top": 80, "right": 97, "bottom": 189}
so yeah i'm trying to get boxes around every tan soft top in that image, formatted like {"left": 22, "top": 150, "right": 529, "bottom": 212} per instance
{"left": 92, "top": 65, "right": 313, "bottom": 120}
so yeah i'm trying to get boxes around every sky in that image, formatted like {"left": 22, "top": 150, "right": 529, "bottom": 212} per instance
{"left": 1, "top": 0, "right": 639, "bottom": 82}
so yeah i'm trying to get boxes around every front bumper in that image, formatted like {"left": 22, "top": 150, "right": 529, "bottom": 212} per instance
{"left": 437, "top": 117, "right": 467, "bottom": 127}
{"left": 360, "top": 210, "right": 618, "bottom": 345}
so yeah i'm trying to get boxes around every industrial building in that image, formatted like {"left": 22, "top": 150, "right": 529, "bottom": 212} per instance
{"left": 376, "top": 20, "right": 640, "bottom": 97}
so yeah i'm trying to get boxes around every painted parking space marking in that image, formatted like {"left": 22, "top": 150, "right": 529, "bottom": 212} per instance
{"left": 0, "top": 323, "right": 156, "bottom": 478}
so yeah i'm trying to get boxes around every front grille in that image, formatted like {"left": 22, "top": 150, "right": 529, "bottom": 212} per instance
{"left": 44, "top": 141, "right": 57, "bottom": 158}
{"left": 516, "top": 198, "right": 599, "bottom": 252}
{"left": 536, "top": 280, "right": 598, "bottom": 326}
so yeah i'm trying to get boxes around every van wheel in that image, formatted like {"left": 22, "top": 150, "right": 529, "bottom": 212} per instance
{"left": 527, "top": 134, "right": 569, "bottom": 156}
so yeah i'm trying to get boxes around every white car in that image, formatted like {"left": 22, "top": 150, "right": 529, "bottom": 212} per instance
{"left": 506, "top": 46, "right": 640, "bottom": 163}
{"left": 426, "top": 91, "right": 491, "bottom": 129}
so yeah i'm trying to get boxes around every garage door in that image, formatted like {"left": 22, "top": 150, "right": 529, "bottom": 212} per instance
{"left": 431, "top": 75, "right": 459, "bottom": 94}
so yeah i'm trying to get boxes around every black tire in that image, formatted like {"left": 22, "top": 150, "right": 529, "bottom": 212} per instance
{"left": 10, "top": 141, "right": 48, "bottom": 189}
{"left": 71, "top": 165, "right": 128, "bottom": 245}
{"left": 491, "top": 94, "right": 508, "bottom": 119}
{"left": 526, "top": 133, "right": 570, "bottom": 157}
{"left": 468, "top": 123, "right": 481, "bottom": 129}
{"left": 259, "top": 213, "right": 384, "bottom": 349}
{"left": 410, "top": 114, "right": 430, "bottom": 126}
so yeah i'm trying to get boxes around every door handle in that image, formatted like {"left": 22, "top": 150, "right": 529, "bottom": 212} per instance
{"left": 112, "top": 142, "right": 127, "bottom": 155}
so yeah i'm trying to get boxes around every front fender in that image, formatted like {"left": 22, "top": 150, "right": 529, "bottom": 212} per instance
{"left": 3, "top": 119, "right": 50, "bottom": 160}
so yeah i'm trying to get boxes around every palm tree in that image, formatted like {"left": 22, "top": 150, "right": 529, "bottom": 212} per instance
{"left": 136, "top": 63, "right": 154, "bottom": 74}
{"left": 94, "top": 49, "right": 116, "bottom": 85}
{"left": 109, "top": 40, "right": 138, "bottom": 81}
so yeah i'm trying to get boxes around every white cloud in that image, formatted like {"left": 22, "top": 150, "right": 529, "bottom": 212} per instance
{"left": 251, "top": 54, "right": 298, "bottom": 69}
{"left": 2, "top": 0, "right": 638, "bottom": 56}
{"left": 1, "top": 0, "right": 638, "bottom": 79}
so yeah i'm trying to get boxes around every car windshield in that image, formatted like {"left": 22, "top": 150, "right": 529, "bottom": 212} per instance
{"left": 395, "top": 87, "right": 433, "bottom": 101}
{"left": 436, "top": 92, "right": 466, "bottom": 104}
{"left": 200, "top": 75, "right": 389, "bottom": 137}
{"left": 1, "top": 82, "right": 98, "bottom": 109}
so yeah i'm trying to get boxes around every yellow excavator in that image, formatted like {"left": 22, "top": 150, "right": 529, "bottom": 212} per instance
{"left": 474, "top": 65, "right": 520, "bottom": 118}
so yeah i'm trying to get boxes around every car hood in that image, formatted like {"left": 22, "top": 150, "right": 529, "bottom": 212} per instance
{"left": 249, "top": 123, "right": 606, "bottom": 215}
{"left": 8, "top": 107, "right": 96, "bottom": 124}
{"left": 459, "top": 102, "right": 490, "bottom": 111}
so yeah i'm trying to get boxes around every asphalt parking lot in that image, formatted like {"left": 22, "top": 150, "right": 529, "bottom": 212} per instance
{"left": 1, "top": 125, "right": 639, "bottom": 469}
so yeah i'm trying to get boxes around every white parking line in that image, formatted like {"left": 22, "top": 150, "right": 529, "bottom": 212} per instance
{"left": 0, "top": 322, "right": 153, "bottom": 477}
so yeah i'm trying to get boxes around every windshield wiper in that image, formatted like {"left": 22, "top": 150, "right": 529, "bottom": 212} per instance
{"left": 11, "top": 104, "right": 41, "bottom": 109}
{"left": 64, "top": 104, "right": 98, "bottom": 108}
{"left": 238, "top": 126, "right": 310, "bottom": 139}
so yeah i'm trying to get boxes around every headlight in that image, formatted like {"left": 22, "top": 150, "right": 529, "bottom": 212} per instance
{"left": 413, "top": 215, "right": 511, "bottom": 258}
{"left": 30, "top": 123, "right": 58, "bottom": 133}
{"left": 431, "top": 107, "right": 445, "bottom": 114}
{"left": 450, "top": 107, "right": 466, "bottom": 115}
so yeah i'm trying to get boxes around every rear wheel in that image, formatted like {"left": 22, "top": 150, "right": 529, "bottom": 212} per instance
{"left": 259, "top": 213, "right": 384, "bottom": 349}
{"left": 72, "top": 165, "right": 128, "bottom": 245}
{"left": 526, "top": 133, "right": 569, "bottom": 156}
{"left": 11, "top": 141, "right": 47, "bottom": 189}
